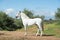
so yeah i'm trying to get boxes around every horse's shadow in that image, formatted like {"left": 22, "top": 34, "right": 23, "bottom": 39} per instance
{"left": 29, "top": 33, "right": 55, "bottom": 36}
{"left": 42, "top": 34, "right": 55, "bottom": 36}
{"left": 28, "top": 34, "right": 55, "bottom": 37}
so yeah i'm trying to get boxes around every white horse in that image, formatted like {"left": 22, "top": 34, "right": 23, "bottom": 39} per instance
{"left": 16, "top": 11, "right": 44, "bottom": 36}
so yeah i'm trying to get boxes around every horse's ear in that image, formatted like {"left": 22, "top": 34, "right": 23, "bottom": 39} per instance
{"left": 19, "top": 11, "right": 21, "bottom": 13}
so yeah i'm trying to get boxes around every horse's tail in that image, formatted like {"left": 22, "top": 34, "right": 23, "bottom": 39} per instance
{"left": 41, "top": 20, "right": 44, "bottom": 31}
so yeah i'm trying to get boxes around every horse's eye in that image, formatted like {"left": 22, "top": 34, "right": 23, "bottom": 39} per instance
{"left": 16, "top": 16, "right": 18, "bottom": 18}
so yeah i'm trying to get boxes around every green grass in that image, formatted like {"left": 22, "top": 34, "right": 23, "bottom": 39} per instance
{"left": 44, "top": 23, "right": 60, "bottom": 37}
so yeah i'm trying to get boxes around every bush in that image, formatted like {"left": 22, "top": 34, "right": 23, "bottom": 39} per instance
{"left": 0, "top": 11, "right": 23, "bottom": 31}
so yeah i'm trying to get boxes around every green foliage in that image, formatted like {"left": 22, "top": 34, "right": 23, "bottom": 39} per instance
{"left": 33, "top": 15, "right": 41, "bottom": 18}
{"left": 14, "top": 19, "right": 23, "bottom": 29}
{"left": 55, "top": 8, "right": 60, "bottom": 24}
{"left": 55, "top": 8, "right": 60, "bottom": 19}
{"left": 44, "top": 23, "right": 60, "bottom": 37}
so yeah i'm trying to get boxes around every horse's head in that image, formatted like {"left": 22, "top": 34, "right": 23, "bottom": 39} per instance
{"left": 16, "top": 11, "right": 30, "bottom": 19}
{"left": 16, "top": 11, "right": 21, "bottom": 19}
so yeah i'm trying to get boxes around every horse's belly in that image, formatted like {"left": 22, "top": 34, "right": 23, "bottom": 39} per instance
{"left": 27, "top": 21, "right": 35, "bottom": 26}
{"left": 28, "top": 23, "right": 34, "bottom": 25}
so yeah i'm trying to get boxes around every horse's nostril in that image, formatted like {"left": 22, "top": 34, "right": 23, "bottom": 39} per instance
{"left": 16, "top": 16, "right": 17, "bottom": 18}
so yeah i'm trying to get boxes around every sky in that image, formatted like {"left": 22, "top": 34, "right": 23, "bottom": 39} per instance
{"left": 0, "top": 0, "right": 60, "bottom": 19}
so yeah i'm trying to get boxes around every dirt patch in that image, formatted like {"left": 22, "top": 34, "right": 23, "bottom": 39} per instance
{"left": 0, "top": 31, "right": 60, "bottom": 40}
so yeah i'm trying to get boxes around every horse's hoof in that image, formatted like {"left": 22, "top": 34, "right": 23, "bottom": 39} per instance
{"left": 36, "top": 34, "right": 40, "bottom": 36}
{"left": 40, "top": 34, "right": 43, "bottom": 36}
{"left": 24, "top": 33, "right": 27, "bottom": 36}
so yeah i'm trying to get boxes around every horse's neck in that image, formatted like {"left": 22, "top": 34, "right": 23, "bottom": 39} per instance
{"left": 21, "top": 13, "right": 30, "bottom": 19}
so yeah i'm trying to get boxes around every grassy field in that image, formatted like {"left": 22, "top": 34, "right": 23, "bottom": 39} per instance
{"left": 18, "top": 22, "right": 60, "bottom": 37}
{"left": 44, "top": 23, "right": 60, "bottom": 37}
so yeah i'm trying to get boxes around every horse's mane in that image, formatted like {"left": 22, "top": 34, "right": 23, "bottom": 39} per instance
{"left": 21, "top": 12, "right": 30, "bottom": 19}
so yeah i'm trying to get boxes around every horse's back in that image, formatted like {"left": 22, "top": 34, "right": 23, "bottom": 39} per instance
{"left": 34, "top": 18, "right": 42, "bottom": 22}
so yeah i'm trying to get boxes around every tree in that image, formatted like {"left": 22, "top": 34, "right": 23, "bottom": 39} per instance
{"left": 23, "top": 8, "right": 33, "bottom": 18}
{"left": 55, "top": 8, "right": 60, "bottom": 24}
{"left": 40, "top": 15, "right": 45, "bottom": 20}
{"left": 33, "top": 15, "right": 45, "bottom": 20}
{"left": 33, "top": 15, "right": 40, "bottom": 18}
{"left": 0, "top": 11, "right": 18, "bottom": 31}
{"left": 55, "top": 8, "right": 60, "bottom": 19}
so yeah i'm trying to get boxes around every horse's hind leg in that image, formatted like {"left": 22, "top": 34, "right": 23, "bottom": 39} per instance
{"left": 37, "top": 24, "right": 43, "bottom": 36}
{"left": 36, "top": 28, "right": 40, "bottom": 36}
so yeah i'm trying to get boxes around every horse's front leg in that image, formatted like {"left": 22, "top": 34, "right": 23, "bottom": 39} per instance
{"left": 24, "top": 25, "right": 27, "bottom": 36}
